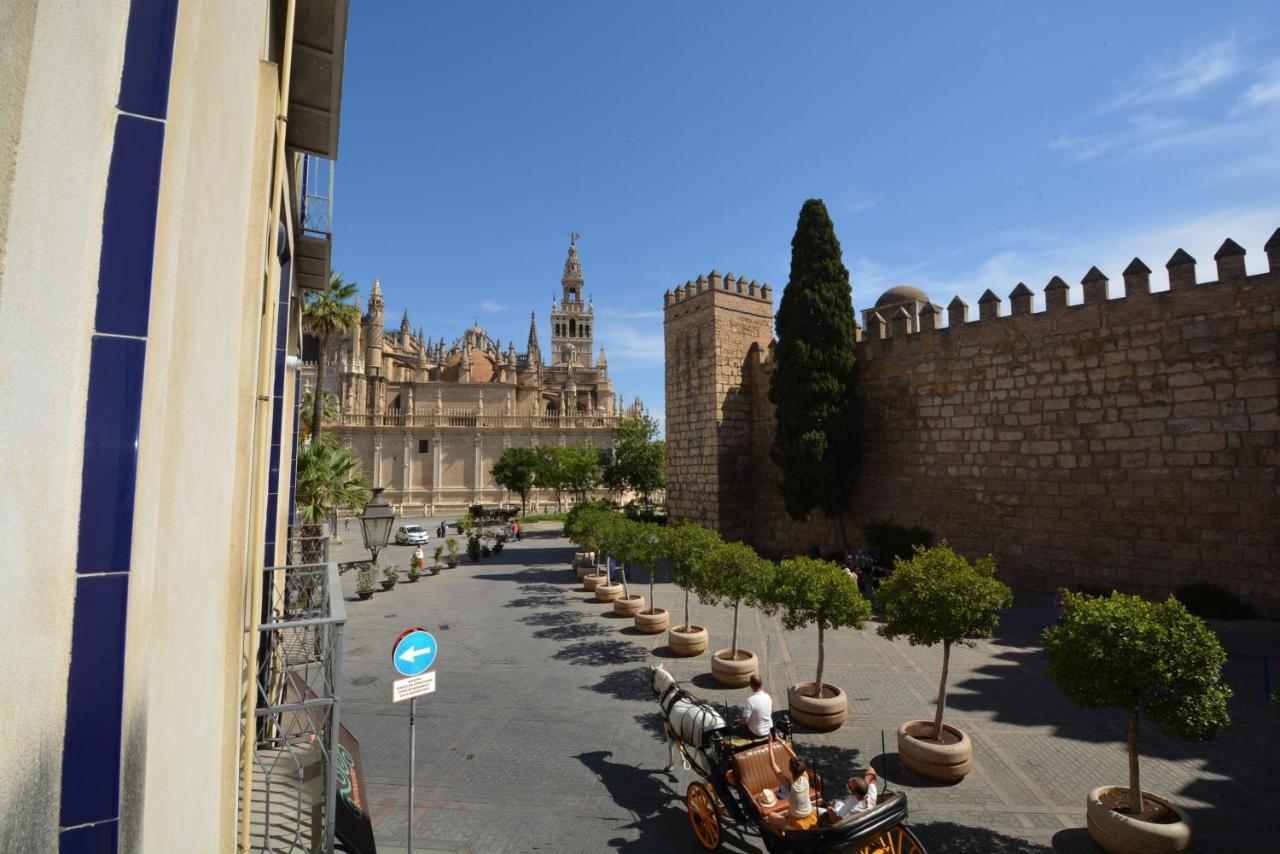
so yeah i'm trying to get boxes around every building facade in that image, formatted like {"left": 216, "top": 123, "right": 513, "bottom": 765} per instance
{"left": 311, "top": 238, "right": 640, "bottom": 512}
{"left": 664, "top": 235, "right": 1280, "bottom": 614}
{"left": 1, "top": 2, "right": 352, "bottom": 851}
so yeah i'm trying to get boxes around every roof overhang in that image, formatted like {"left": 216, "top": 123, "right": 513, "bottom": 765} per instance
{"left": 286, "top": 0, "right": 350, "bottom": 159}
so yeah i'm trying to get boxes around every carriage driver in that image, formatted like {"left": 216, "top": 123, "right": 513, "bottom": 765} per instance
{"left": 737, "top": 674, "right": 773, "bottom": 739}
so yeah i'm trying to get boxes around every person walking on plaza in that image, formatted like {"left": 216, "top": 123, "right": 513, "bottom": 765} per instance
{"left": 737, "top": 674, "right": 773, "bottom": 739}
{"left": 512, "top": 519, "right": 521, "bottom": 541}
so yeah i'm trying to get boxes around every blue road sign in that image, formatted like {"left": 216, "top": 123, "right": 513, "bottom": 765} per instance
{"left": 392, "top": 628, "right": 437, "bottom": 677}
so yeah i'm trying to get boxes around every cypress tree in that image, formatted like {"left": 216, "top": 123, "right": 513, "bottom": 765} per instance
{"left": 768, "top": 198, "right": 860, "bottom": 548}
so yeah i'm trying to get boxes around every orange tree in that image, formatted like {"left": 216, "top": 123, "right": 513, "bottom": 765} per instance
{"left": 770, "top": 556, "right": 871, "bottom": 697}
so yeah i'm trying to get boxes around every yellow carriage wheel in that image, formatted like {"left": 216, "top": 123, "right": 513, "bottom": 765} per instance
{"left": 686, "top": 781, "right": 721, "bottom": 850}
{"left": 857, "top": 824, "right": 926, "bottom": 854}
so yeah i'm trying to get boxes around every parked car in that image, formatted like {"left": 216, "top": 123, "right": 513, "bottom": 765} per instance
{"left": 395, "top": 525, "right": 430, "bottom": 545}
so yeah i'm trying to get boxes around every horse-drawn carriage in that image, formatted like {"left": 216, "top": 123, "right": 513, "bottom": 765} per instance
{"left": 650, "top": 666, "right": 927, "bottom": 853}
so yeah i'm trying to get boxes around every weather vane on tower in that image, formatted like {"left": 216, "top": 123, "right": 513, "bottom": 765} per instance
{"left": 569, "top": 231, "right": 581, "bottom": 246}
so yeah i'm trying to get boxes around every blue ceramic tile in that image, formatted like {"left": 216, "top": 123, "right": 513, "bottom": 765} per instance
{"left": 117, "top": 0, "right": 180, "bottom": 119}
{"left": 264, "top": 489, "right": 279, "bottom": 565}
{"left": 59, "top": 820, "right": 117, "bottom": 854}
{"left": 95, "top": 117, "right": 164, "bottom": 337}
{"left": 60, "top": 575, "right": 129, "bottom": 828}
{"left": 77, "top": 336, "right": 146, "bottom": 574}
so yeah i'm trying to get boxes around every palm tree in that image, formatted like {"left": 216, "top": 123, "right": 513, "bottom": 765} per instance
{"left": 295, "top": 436, "right": 371, "bottom": 524}
{"left": 303, "top": 272, "right": 361, "bottom": 442}
{"left": 299, "top": 388, "right": 340, "bottom": 443}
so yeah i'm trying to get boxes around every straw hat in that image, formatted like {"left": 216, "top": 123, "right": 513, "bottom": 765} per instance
{"left": 758, "top": 788, "right": 777, "bottom": 807}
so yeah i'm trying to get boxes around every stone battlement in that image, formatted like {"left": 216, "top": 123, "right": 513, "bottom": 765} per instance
{"left": 664, "top": 228, "right": 1280, "bottom": 613}
{"left": 664, "top": 270, "right": 773, "bottom": 308}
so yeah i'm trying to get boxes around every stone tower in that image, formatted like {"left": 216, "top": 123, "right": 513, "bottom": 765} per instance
{"left": 550, "top": 234, "right": 593, "bottom": 368}
{"left": 662, "top": 271, "right": 773, "bottom": 542}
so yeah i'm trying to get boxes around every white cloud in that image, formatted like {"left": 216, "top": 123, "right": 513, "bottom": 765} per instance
{"left": 1105, "top": 35, "right": 1244, "bottom": 112}
{"left": 601, "top": 324, "right": 664, "bottom": 366}
{"left": 479, "top": 299, "right": 506, "bottom": 313}
{"left": 1233, "top": 59, "right": 1280, "bottom": 113}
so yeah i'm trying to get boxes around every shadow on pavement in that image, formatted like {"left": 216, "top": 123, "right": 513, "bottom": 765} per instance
{"left": 913, "top": 820, "right": 1059, "bottom": 853}
{"left": 585, "top": 667, "right": 653, "bottom": 702}
{"left": 552, "top": 639, "right": 650, "bottom": 666}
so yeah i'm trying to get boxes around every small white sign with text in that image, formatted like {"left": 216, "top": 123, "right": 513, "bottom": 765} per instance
{"left": 392, "top": 671, "right": 436, "bottom": 702}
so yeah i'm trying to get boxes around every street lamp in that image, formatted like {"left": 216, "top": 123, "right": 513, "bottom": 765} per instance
{"left": 359, "top": 486, "right": 396, "bottom": 566}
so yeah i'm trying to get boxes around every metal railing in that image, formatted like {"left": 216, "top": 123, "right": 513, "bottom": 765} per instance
{"left": 240, "top": 526, "right": 345, "bottom": 852}
{"left": 299, "top": 154, "right": 333, "bottom": 240}
{"left": 337, "top": 411, "right": 621, "bottom": 430}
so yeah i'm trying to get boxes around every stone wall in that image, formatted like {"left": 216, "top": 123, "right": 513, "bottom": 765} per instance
{"left": 666, "top": 233, "right": 1280, "bottom": 613}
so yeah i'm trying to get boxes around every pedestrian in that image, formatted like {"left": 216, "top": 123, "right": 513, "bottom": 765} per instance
{"left": 1054, "top": 587, "right": 1067, "bottom": 624}
{"left": 513, "top": 520, "right": 521, "bottom": 541}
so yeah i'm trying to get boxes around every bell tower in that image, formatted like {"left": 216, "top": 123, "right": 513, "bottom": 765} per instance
{"left": 550, "top": 233, "right": 593, "bottom": 368}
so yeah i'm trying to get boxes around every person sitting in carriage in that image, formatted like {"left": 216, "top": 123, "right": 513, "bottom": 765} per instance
{"left": 820, "top": 767, "right": 878, "bottom": 825}
{"left": 736, "top": 674, "right": 773, "bottom": 740}
{"left": 757, "top": 732, "right": 820, "bottom": 834}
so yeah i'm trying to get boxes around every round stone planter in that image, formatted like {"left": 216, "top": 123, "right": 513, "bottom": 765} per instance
{"left": 576, "top": 563, "right": 597, "bottom": 580}
{"left": 897, "top": 720, "right": 973, "bottom": 781}
{"left": 635, "top": 608, "right": 669, "bottom": 634}
{"left": 787, "top": 682, "right": 847, "bottom": 731}
{"left": 613, "top": 594, "right": 646, "bottom": 617}
{"left": 1086, "top": 786, "right": 1192, "bottom": 854}
{"left": 595, "top": 581, "right": 623, "bottom": 602}
{"left": 710, "top": 649, "right": 758, "bottom": 687}
{"left": 582, "top": 572, "right": 607, "bottom": 592}
{"left": 668, "top": 625, "right": 709, "bottom": 657}
{"left": 573, "top": 551, "right": 596, "bottom": 568}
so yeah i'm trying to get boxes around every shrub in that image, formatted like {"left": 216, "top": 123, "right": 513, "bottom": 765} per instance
{"left": 665, "top": 523, "right": 723, "bottom": 631}
{"left": 700, "top": 541, "right": 776, "bottom": 658}
{"left": 1043, "top": 591, "right": 1231, "bottom": 815}
{"left": 466, "top": 535, "right": 481, "bottom": 562}
{"left": 382, "top": 565, "right": 399, "bottom": 585}
{"left": 356, "top": 563, "right": 377, "bottom": 596}
{"left": 862, "top": 519, "right": 934, "bottom": 569}
{"left": 877, "top": 543, "right": 1012, "bottom": 741}
{"left": 445, "top": 537, "right": 459, "bottom": 563}
{"left": 1174, "top": 581, "right": 1258, "bottom": 621}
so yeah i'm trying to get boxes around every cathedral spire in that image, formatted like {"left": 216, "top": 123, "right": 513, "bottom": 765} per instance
{"left": 527, "top": 310, "right": 541, "bottom": 359}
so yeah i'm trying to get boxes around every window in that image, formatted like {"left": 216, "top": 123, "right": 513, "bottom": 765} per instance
{"left": 418, "top": 439, "right": 430, "bottom": 454}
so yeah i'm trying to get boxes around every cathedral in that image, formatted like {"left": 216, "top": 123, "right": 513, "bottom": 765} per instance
{"left": 310, "top": 238, "right": 641, "bottom": 513}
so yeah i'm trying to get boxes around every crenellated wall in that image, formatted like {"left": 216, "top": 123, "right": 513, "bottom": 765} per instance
{"left": 666, "top": 232, "right": 1280, "bottom": 612}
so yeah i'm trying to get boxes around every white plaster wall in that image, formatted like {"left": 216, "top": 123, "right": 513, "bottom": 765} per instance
{"left": 0, "top": 1, "right": 130, "bottom": 848}
{"left": 118, "top": 2, "right": 277, "bottom": 850}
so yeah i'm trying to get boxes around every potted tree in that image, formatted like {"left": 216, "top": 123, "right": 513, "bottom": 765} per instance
{"left": 445, "top": 537, "right": 459, "bottom": 568}
{"left": 431, "top": 545, "right": 445, "bottom": 575}
{"left": 1044, "top": 592, "right": 1230, "bottom": 854}
{"left": 623, "top": 520, "right": 669, "bottom": 634}
{"left": 406, "top": 552, "right": 423, "bottom": 583}
{"left": 467, "top": 534, "right": 481, "bottom": 563}
{"left": 605, "top": 512, "right": 645, "bottom": 617}
{"left": 701, "top": 541, "right": 775, "bottom": 686}
{"left": 664, "top": 523, "right": 722, "bottom": 656}
{"left": 876, "top": 543, "right": 1012, "bottom": 780}
{"left": 380, "top": 564, "right": 399, "bottom": 592}
{"left": 355, "top": 563, "right": 377, "bottom": 600}
{"left": 580, "top": 512, "right": 611, "bottom": 593}
{"left": 771, "top": 556, "right": 871, "bottom": 731}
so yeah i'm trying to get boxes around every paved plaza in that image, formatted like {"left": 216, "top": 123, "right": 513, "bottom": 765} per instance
{"left": 334, "top": 521, "right": 1280, "bottom": 853}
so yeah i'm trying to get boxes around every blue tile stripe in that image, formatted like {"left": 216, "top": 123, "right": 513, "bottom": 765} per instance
{"left": 60, "top": 1, "right": 179, "bottom": 849}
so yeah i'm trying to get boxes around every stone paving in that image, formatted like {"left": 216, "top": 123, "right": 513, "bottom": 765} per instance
{"left": 334, "top": 520, "right": 1280, "bottom": 853}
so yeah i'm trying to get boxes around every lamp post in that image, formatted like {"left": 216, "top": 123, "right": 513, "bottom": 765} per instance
{"left": 359, "top": 486, "right": 396, "bottom": 566}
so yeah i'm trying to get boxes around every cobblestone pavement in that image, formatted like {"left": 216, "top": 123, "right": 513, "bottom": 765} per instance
{"left": 334, "top": 522, "right": 1280, "bottom": 853}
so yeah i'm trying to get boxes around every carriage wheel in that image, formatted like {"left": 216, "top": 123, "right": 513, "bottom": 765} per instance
{"left": 686, "top": 781, "right": 721, "bottom": 850}
{"left": 857, "top": 824, "right": 926, "bottom": 854}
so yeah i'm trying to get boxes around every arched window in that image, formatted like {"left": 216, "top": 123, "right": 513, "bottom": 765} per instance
{"left": 569, "top": 318, "right": 576, "bottom": 337}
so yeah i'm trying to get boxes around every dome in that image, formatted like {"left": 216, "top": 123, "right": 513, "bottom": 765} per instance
{"left": 875, "top": 285, "right": 929, "bottom": 307}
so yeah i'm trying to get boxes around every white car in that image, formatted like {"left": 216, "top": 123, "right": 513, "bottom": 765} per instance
{"left": 395, "top": 525, "right": 430, "bottom": 545}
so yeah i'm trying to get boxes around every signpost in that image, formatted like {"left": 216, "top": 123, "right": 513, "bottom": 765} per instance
{"left": 393, "top": 628, "right": 438, "bottom": 854}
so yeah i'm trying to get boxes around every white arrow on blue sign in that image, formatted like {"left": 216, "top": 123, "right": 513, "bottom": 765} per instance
{"left": 392, "top": 628, "right": 437, "bottom": 677}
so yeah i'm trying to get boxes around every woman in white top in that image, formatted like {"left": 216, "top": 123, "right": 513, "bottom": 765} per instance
{"left": 827, "top": 768, "right": 879, "bottom": 822}
{"left": 761, "top": 733, "right": 818, "bottom": 833}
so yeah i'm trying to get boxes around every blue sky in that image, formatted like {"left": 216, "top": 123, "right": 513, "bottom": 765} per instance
{"left": 332, "top": 1, "right": 1280, "bottom": 431}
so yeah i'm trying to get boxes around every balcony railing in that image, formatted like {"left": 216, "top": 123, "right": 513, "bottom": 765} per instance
{"left": 299, "top": 154, "right": 333, "bottom": 241}
{"left": 336, "top": 411, "right": 621, "bottom": 430}
{"left": 239, "top": 527, "right": 344, "bottom": 853}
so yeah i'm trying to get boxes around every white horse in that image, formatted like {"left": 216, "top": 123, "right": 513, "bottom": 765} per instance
{"left": 649, "top": 664, "right": 727, "bottom": 774}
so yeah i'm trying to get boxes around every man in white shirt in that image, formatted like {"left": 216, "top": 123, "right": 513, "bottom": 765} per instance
{"left": 828, "top": 769, "right": 879, "bottom": 821}
{"left": 738, "top": 674, "right": 773, "bottom": 738}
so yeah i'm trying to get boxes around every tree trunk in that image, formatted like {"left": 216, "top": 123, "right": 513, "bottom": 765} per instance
{"left": 730, "top": 600, "right": 740, "bottom": 658}
{"left": 1127, "top": 711, "right": 1144, "bottom": 815}
{"left": 649, "top": 570, "right": 655, "bottom": 611}
{"left": 934, "top": 640, "right": 951, "bottom": 741}
{"left": 815, "top": 621, "right": 825, "bottom": 696}
{"left": 310, "top": 332, "right": 329, "bottom": 442}
{"left": 683, "top": 588, "right": 690, "bottom": 631}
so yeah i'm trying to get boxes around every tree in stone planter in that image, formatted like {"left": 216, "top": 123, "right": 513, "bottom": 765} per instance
{"left": 618, "top": 519, "right": 668, "bottom": 631}
{"left": 1044, "top": 592, "right": 1231, "bottom": 819}
{"left": 665, "top": 523, "right": 723, "bottom": 633}
{"left": 770, "top": 556, "right": 871, "bottom": 729}
{"left": 877, "top": 544, "right": 1012, "bottom": 742}
{"left": 700, "top": 541, "right": 776, "bottom": 685}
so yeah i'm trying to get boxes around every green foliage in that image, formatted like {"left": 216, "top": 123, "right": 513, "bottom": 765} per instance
{"left": 467, "top": 535, "right": 481, "bottom": 561}
{"left": 877, "top": 544, "right": 1011, "bottom": 649}
{"left": 295, "top": 436, "right": 370, "bottom": 525}
{"left": 770, "top": 556, "right": 871, "bottom": 692}
{"left": 382, "top": 564, "right": 399, "bottom": 584}
{"left": 861, "top": 519, "right": 934, "bottom": 569}
{"left": 491, "top": 447, "right": 541, "bottom": 514}
{"left": 432, "top": 545, "right": 444, "bottom": 563}
{"left": 1174, "top": 581, "right": 1258, "bottom": 621}
{"left": 303, "top": 272, "right": 361, "bottom": 442}
{"left": 701, "top": 541, "right": 777, "bottom": 655}
{"left": 617, "top": 519, "right": 667, "bottom": 609}
{"left": 298, "top": 389, "right": 340, "bottom": 441}
{"left": 1043, "top": 592, "right": 1232, "bottom": 742}
{"left": 356, "top": 563, "right": 377, "bottom": 595}
{"left": 445, "top": 537, "right": 459, "bottom": 560}
{"left": 603, "top": 412, "right": 666, "bottom": 502}
{"left": 768, "top": 199, "right": 860, "bottom": 541}
{"left": 534, "top": 443, "right": 602, "bottom": 506}
{"left": 520, "top": 512, "right": 568, "bottom": 523}
{"left": 664, "top": 523, "right": 723, "bottom": 629}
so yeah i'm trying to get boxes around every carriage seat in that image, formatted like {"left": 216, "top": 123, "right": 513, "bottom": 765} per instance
{"left": 731, "top": 741, "right": 793, "bottom": 803}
